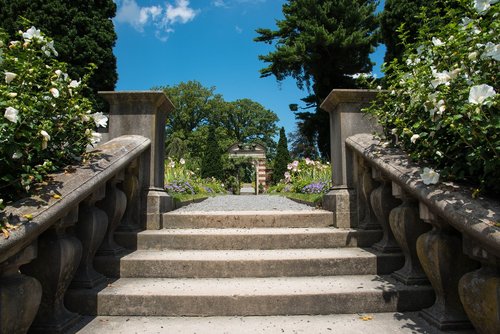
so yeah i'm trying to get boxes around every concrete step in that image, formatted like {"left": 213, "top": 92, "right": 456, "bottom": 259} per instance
{"left": 137, "top": 228, "right": 383, "bottom": 250}
{"left": 70, "top": 313, "right": 475, "bottom": 334}
{"left": 162, "top": 210, "right": 334, "bottom": 229}
{"left": 84, "top": 275, "right": 435, "bottom": 316}
{"left": 119, "top": 248, "right": 404, "bottom": 278}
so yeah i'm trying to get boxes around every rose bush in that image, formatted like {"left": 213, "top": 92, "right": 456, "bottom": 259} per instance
{"left": 366, "top": 0, "right": 499, "bottom": 195}
{"left": 0, "top": 27, "right": 104, "bottom": 206}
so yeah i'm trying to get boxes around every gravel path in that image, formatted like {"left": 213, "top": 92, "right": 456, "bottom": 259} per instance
{"left": 175, "top": 195, "right": 317, "bottom": 212}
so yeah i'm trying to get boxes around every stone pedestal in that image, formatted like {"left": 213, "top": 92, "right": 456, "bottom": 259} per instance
{"left": 320, "top": 89, "right": 381, "bottom": 188}
{"left": 100, "top": 91, "right": 175, "bottom": 230}
{"left": 322, "top": 187, "right": 357, "bottom": 228}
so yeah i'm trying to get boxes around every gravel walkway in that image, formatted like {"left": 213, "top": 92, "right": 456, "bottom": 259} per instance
{"left": 175, "top": 195, "right": 317, "bottom": 212}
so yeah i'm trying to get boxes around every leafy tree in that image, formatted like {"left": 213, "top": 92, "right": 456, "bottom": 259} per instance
{"left": 201, "top": 126, "right": 224, "bottom": 180}
{"left": 272, "top": 127, "right": 291, "bottom": 184}
{"left": 380, "top": 0, "right": 432, "bottom": 63}
{"left": 255, "top": 0, "right": 379, "bottom": 158}
{"left": 0, "top": 0, "right": 118, "bottom": 95}
{"left": 221, "top": 99, "right": 279, "bottom": 154}
{"left": 157, "top": 81, "right": 279, "bottom": 166}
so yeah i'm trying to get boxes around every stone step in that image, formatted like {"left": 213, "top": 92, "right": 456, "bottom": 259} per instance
{"left": 72, "top": 312, "right": 475, "bottom": 334}
{"left": 137, "top": 228, "right": 383, "bottom": 250}
{"left": 162, "top": 210, "right": 334, "bottom": 229}
{"left": 118, "top": 248, "right": 404, "bottom": 278}
{"left": 86, "top": 275, "right": 435, "bottom": 316}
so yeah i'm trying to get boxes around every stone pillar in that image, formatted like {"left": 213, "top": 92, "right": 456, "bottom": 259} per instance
{"left": 417, "top": 203, "right": 478, "bottom": 330}
{"left": 99, "top": 91, "right": 175, "bottom": 230}
{"left": 320, "top": 89, "right": 381, "bottom": 228}
{"left": 21, "top": 209, "right": 82, "bottom": 333}
{"left": 0, "top": 243, "right": 42, "bottom": 334}
{"left": 458, "top": 237, "right": 500, "bottom": 334}
{"left": 356, "top": 155, "right": 379, "bottom": 230}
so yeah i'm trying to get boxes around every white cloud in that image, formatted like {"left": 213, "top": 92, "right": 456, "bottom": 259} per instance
{"left": 235, "top": 25, "right": 243, "bottom": 34}
{"left": 212, "top": 0, "right": 228, "bottom": 8}
{"left": 212, "top": 0, "right": 266, "bottom": 8}
{"left": 115, "top": 0, "right": 198, "bottom": 40}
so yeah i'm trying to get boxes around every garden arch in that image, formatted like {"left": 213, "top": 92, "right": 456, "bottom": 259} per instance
{"left": 227, "top": 143, "right": 268, "bottom": 194}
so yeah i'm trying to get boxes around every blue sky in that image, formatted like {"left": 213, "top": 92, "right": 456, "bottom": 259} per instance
{"left": 113, "top": 0, "right": 386, "bottom": 135}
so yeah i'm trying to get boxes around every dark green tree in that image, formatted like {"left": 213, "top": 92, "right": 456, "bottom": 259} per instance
{"left": 380, "top": 0, "right": 430, "bottom": 63}
{"left": 0, "top": 0, "right": 117, "bottom": 94}
{"left": 272, "top": 127, "right": 291, "bottom": 184}
{"left": 255, "top": 0, "right": 379, "bottom": 158}
{"left": 157, "top": 81, "right": 279, "bottom": 166}
{"left": 221, "top": 99, "right": 279, "bottom": 155}
{"left": 201, "top": 126, "right": 224, "bottom": 180}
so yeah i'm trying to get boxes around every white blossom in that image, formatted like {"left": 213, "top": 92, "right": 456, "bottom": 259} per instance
{"left": 49, "top": 88, "right": 60, "bottom": 98}
{"left": 432, "top": 37, "right": 444, "bottom": 46}
{"left": 90, "top": 112, "right": 108, "bottom": 128}
{"left": 22, "top": 27, "right": 43, "bottom": 41}
{"left": 42, "top": 40, "right": 58, "bottom": 57}
{"left": 468, "top": 51, "right": 478, "bottom": 60}
{"left": 5, "top": 72, "right": 17, "bottom": 84}
{"left": 179, "top": 158, "right": 186, "bottom": 165}
{"left": 420, "top": 168, "right": 440, "bottom": 185}
{"left": 4, "top": 107, "right": 19, "bottom": 123}
{"left": 482, "top": 42, "right": 500, "bottom": 61}
{"left": 40, "top": 130, "right": 50, "bottom": 149}
{"left": 468, "top": 84, "right": 496, "bottom": 105}
{"left": 7, "top": 92, "right": 17, "bottom": 98}
{"left": 12, "top": 152, "right": 22, "bottom": 159}
{"left": 474, "top": 0, "right": 498, "bottom": 14}
{"left": 68, "top": 80, "right": 80, "bottom": 88}
{"left": 90, "top": 131, "right": 102, "bottom": 144}
{"left": 431, "top": 70, "right": 452, "bottom": 88}
{"left": 410, "top": 134, "right": 420, "bottom": 144}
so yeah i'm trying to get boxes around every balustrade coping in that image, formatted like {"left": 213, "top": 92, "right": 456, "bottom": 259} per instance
{"left": 346, "top": 133, "right": 500, "bottom": 259}
{"left": 0, "top": 135, "right": 151, "bottom": 264}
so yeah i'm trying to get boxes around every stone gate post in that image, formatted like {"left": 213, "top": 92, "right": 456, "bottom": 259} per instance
{"left": 320, "top": 89, "right": 381, "bottom": 227}
{"left": 99, "top": 91, "right": 175, "bottom": 229}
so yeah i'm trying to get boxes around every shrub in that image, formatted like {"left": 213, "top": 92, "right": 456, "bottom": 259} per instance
{"left": 164, "top": 157, "right": 227, "bottom": 196}
{"left": 0, "top": 27, "right": 102, "bottom": 204}
{"left": 268, "top": 158, "right": 331, "bottom": 195}
{"left": 366, "top": 0, "right": 499, "bottom": 195}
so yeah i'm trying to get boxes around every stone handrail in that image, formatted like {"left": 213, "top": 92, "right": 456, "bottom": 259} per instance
{"left": 346, "top": 133, "right": 500, "bottom": 259}
{"left": 0, "top": 135, "right": 150, "bottom": 264}
{"left": 321, "top": 88, "right": 499, "bottom": 333}
{"left": 345, "top": 133, "right": 500, "bottom": 333}
{"left": 0, "top": 135, "right": 151, "bottom": 333}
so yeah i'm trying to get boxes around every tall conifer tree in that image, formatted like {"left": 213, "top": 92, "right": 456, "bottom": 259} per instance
{"left": 255, "top": 0, "right": 379, "bottom": 158}
{"left": 272, "top": 127, "right": 291, "bottom": 184}
{"left": 201, "top": 126, "right": 224, "bottom": 180}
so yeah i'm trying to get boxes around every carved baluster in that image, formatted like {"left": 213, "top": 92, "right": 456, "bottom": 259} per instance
{"left": 417, "top": 203, "right": 478, "bottom": 330}
{"left": 118, "top": 159, "right": 141, "bottom": 232}
{"left": 96, "top": 172, "right": 126, "bottom": 256}
{"left": 0, "top": 243, "right": 42, "bottom": 334}
{"left": 370, "top": 168, "right": 401, "bottom": 252}
{"left": 70, "top": 187, "right": 108, "bottom": 288}
{"left": 389, "top": 183, "right": 431, "bottom": 284}
{"left": 458, "top": 237, "right": 499, "bottom": 334}
{"left": 21, "top": 209, "right": 82, "bottom": 333}
{"left": 357, "top": 157, "right": 380, "bottom": 230}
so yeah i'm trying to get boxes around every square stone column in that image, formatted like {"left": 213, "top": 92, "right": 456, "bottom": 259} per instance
{"left": 99, "top": 91, "right": 175, "bottom": 229}
{"left": 320, "top": 89, "right": 381, "bottom": 227}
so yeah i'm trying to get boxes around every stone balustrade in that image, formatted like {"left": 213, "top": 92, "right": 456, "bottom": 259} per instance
{"left": 322, "top": 89, "right": 500, "bottom": 333}
{"left": 0, "top": 135, "right": 150, "bottom": 333}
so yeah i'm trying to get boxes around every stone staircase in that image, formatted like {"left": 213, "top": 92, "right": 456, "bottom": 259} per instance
{"left": 68, "top": 208, "right": 437, "bottom": 331}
